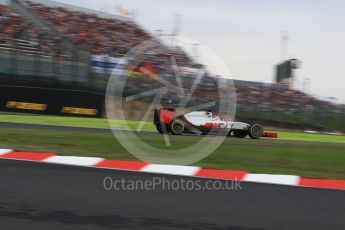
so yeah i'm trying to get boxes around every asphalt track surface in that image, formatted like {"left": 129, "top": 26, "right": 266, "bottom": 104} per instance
{"left": 1, "top": 122, "right": 343, "bottom": 144}
{"left": 1, "top": 159, "right": 345, "bottom": 230}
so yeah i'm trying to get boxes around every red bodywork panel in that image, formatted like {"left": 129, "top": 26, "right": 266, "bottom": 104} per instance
{"left": 263, "top": 132, "right": 278, "bottom": 138}
{"left": 159, "top": 109, "right": 176, "bottom": 124}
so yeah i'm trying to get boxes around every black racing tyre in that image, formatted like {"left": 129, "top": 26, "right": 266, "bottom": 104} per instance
{"left": 234, "top": 130, "right": 248, "bottom": 138}
{"left": 156, "top": 123, "right": 170, "bottom": 134}
{"left": 227, "top": 130, "right": 235, "bottom": 137}
{"left": 170, "top": 120, "right": 185, "bottom": 135}
{"left": 156, "top": 123, "right": 163, "bottom": 134}
{"left": 248, "top": 124, "right": 263, "bottom": 139}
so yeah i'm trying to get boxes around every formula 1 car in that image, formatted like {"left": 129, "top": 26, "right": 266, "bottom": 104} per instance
{"left": 154, "top": 108, "right": 278, "bottom": 139}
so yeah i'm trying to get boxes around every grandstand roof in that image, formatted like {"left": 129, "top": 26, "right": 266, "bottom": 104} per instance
{"left": 27, "top": 0, "right": 133, "bottom": 22}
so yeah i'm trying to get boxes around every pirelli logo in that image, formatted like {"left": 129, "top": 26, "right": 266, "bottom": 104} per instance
{"left": 61, "top": 107, "right": 98, "bottom": 116}
{"left": 6, "top": 101, "right": 47, "bottom": 111}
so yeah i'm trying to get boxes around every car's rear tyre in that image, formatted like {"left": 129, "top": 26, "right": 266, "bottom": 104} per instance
{"left": 156, "top": 123, "right": 163, "bottom": 134}
{"left": 248, "top": 124, "right": 263, "bottom": 139}
{"left": 156, "top": 123, "right": 170, "bottom": 134}
{"left": 170, "top": 120, "right": 185, "bottom": 135}
{"left": 234, "top": 130, "right": 248, "bottom": 138}
{"left": 228, "top": 130, "right": 235, "bottom": 137}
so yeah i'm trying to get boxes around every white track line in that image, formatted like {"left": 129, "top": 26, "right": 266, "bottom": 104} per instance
{"left": 43, "top": 156, "right": 104, "bottom": 166}
{"left": 141, "top": 164, "right": 201, "bottom": 176}
{"left": 243, "top": 174, "right": 300, "bottom": 186}
{"left": 0, "top": 149, "right": 13, "bottom": 155}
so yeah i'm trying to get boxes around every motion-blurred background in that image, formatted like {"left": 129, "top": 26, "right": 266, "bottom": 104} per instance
{"left": 0, "top": 0, "right": 344, "bottom": 132}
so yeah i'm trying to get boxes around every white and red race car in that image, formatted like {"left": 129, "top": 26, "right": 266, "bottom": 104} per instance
{"left": 154, "top": 108, "right": 278, "bottom": 139}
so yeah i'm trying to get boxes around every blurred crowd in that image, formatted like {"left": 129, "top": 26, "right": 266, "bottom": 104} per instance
{"left": 0, "top": 4, "right": 36, "bottom": 45}
{"left": 0, "top": 4, "right": 25, "bottom": 39}
{"left": 123, "top": 61, "right": 345, "bottom": 118}
{"left": 5, "top": 0, "right": 190, "bottom": 65}
{"left": 235, "top": 81, "right": 345, "bottom": 115}
{"left": 125, "top": 70, "right": 345, "bottom": 116}
{"left": 0, "top": 4, "right": 64, "bottom": 56}
{"left": 20, "top": 0, "right": 150, "bottom": 56}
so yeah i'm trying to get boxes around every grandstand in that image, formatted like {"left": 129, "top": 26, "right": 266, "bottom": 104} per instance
{"left": 0, "top": 0, "right": 344, "bottom": 131}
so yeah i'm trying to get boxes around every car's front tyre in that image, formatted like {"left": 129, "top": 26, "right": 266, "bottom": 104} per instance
{"left": 248, "top": 124, "right": 263, "bottom": 139}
